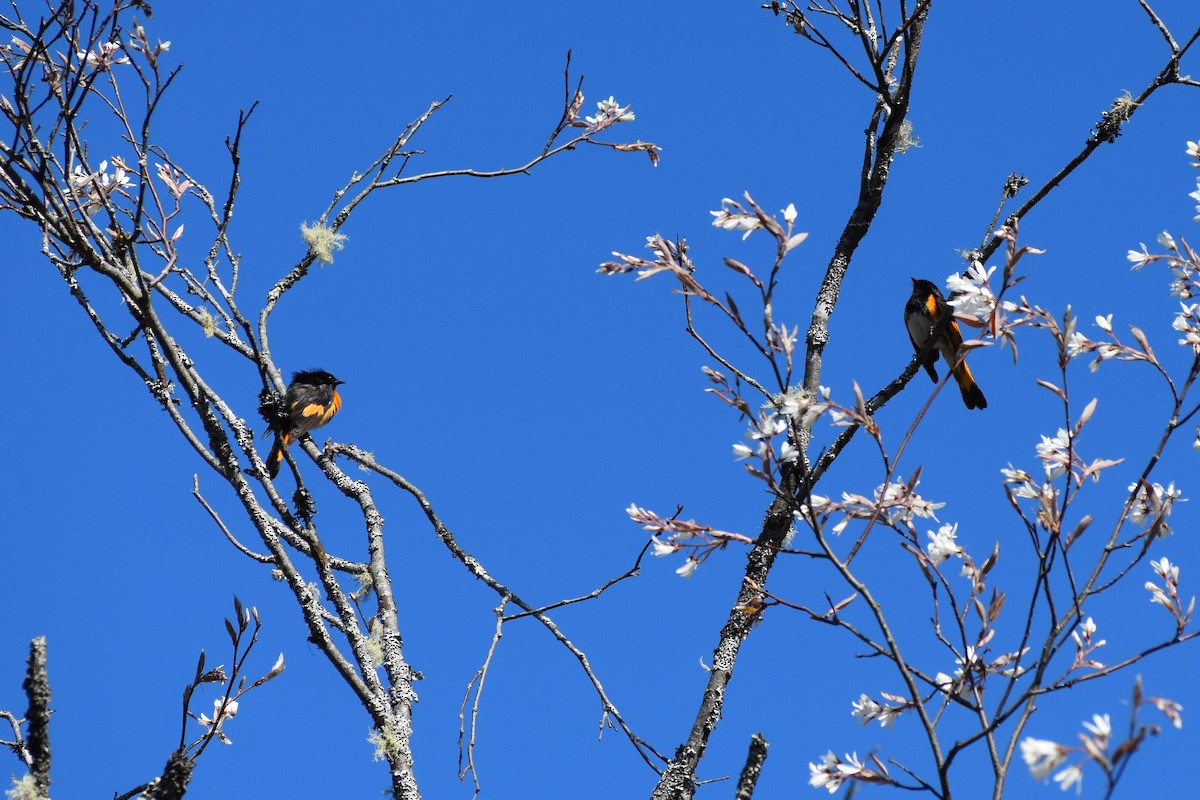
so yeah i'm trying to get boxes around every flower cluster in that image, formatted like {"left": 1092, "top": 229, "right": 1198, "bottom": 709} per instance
{"left": 1064, "top": 313, "right": 1156, "bottom": 372}
{"left": 576, "top": 95, "right": 635, "bottom": 132}
{"left": 1019, "top": 736, "right": 1073, "bottom": 788}
{"left": 850, "top": 692, "right": 912, "bottom": 728}
{"left": 1146, "top": 556, "right": 1194, "bottom": 633}
{"left": 1127, "top": 480, "right": 1184, "bottom": 538}
{"left": 946, "top": 261, "right": 999, "bottom": 328}
{"left": 1070, "top": 617, "right": 1106, "bottom": 671}
{"left": 934, "top": 636, "right": 1028, "bottom": 698}
{"left": 797, "top": 479, "right": 944, "bottom": 539}
{"left": 1120, "top": 151, "right": 1200, "bottom": 450}
{"left": 1000, "top": 419, "right": 1122, "bottom": 535}
{"left": 627, "top": 504, "right": 753, "bottom": 578}
{"left": 1020, "top": 691, "right": 1184, "bottom": 796}
{"left": 971, "top": 223, "right": 1046, "bottom": 354}
{"left": 76, "top": 40, "right": 130, "bottom": 69}
{"left": 1123, "top": 148, "right": 1200, "bottom": 359}
{"left": 925, "top": 522, "right": 962, "bottom": 566}
{"left": 596, "top": 233, "right": 700, "bottom": 288}
{"left": 1149, "top": 694, "right": 1184, "bottom": 730}
{"left": 1140, "top": 231, "right": 1200, "bottom": 355}
{"left": 70, "top": 158, "right": 134, "bottom": 215}
{"left": 1025, "top": 730, "right": 1094, "bottom": 793}
{"left": 126, "top": 23, "right": 171, "bottom": 68}
{"left": 196, "top": 697, "right": 239, "bottom": 745}
{"left": 709, "top": 193, "right": 808, "bottom": 253}
{"left": 808, "top": 751, "right": 888, "bottom": 794}
{"left": 725, "top": 387, "right": 838, "bottom": 491}
{"left": 155, "top": 162, "right": 193, "bottom": 199}
{"left": 922, "top": 521, "right": 994, "bottom": 587}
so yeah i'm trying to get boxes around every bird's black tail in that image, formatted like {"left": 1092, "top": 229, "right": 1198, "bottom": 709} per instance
{"left": 266, "top": 436, "right": 285, "bottom": 478}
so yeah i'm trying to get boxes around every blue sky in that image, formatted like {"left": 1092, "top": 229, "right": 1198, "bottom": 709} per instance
{"left": 3, "top": 2, "right": 1200, "bottom": 798}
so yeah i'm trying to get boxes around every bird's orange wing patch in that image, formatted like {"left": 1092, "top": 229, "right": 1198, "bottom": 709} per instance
{"left": 923, "top": 293, "right": 939, "bottom": 318}
{"left": 945, "top": 317, "right": 965, "bottom": 351}
{"left": 300, "top": 402, "right": 326, "bottom": 419}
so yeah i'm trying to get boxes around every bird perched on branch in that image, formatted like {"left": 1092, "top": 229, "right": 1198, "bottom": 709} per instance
{"left": 265, "top": 370, "right": 345, "bottom": 478}
{"left": 904, "top": 278, "right": 987, "bottom": 410}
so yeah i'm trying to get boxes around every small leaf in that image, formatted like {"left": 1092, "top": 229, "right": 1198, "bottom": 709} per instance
{"left": 979, "top": 541, "right": 1000, "bottom": 577}
{"left": 988, "top": 590, "right": 1006, "bottom": 623}
{"left": 723, "top": 257, "right": 761, "bottom": 287}
{"left": 785, "top": 231, "right": 809, "bottom": 252}
{"left": 266, "top": 652, "right": 286, "bottom": 680}
{"left": 829, "top": 592, "right": 857, "bottom": 615}
{"left": 1077, "top": 397, "right": 1098, "bottom": 429}
{"left": 906, "top": 465, "right": 924, "bottom": 491}
{"left": 1036, "top": 379, "right": 1066, "bottom": 400}
{"left": 726, "top": 292, "right": 744, "bottom": 328}
{"left": 1129, "top": 325, "right": 1157, "bottom": 363}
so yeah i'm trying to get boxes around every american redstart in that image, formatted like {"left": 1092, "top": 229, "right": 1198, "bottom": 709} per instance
{"left": 266, "top": 370, "right": 345, "bottom": 478}
{"left": 904, "top": 278, "right": 987, "bottom": 410}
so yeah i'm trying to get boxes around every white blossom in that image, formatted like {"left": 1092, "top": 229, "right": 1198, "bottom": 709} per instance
{"left": 675, "top": 557, "right": 699, "bottom": 579}
{"left": 926, "top": 523, "right": 962, "bottom": 566}
{"left": 1174, "top": 302, "right": 1200, "bottom": 351}
{"left": 1001, "top": 465, "right": 1043, "bottom": 500}
{"left": 196, "top": 698, "right": 239, "bottom": 745}
{"left": 650, "top": 537, "right": 677, "bottom": 557}
{"left": 1036, "top": 429, "right": 1073, "bottom": 478}
{"left": 808, "top": 751, "right": 845, "bottom": 793}
{"left": 1127, "top": 245, "right": 1153, "bottom": 267}
{"left": 1150, "top": 696, "right": 1184, "bottom": 729}
{"left": 851, "top": 693, "right": 901, "bottom": 728}
{"left": 584, "top": 96, "right": 634, "bottom": 128}
{"left": 946, "top": 262, "right": 997, "bottom": 324}
{"left": 710, "top": 197, "right": 763, "bottom": 239}
{"left": 1020, "top": 737, "right": 1067, "bottom": 780}
{"left": 1128, "top": 480, "right": 1184, "bottom": 534}
{"left": 1052, "top": 763, "right": 1083, "bottom": 794}
{"left": 1151, "top": 556, "right": 1180, "bottom": 583}
{"left": 1146, "top": 580, "right": 1172, "bottom": 609}
{"left": 76, "top": 40, "right": 130, "bottom": 68}
{"left": 1081, "top": 713, "right": 1111, "bottom": 747}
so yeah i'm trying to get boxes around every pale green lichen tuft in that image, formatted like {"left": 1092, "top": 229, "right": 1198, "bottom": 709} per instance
{"left": 1093, "top": 91, "right": 1137, "bottom": 144}
{"left": 300, "top": 221, "right": 348, "bottom": 264}
{"left": 364, "top": 626, "right": 386, "bottom": 665}
{"left": 197, "top": 307, "right": 217, "bottom": 337}
{"left": 352, "top": 570, "right": 375, "bottom": 601}
{"left": 6, "top": 774, "right": 40, "bottom": 800}
{"left": 895, "top": 119, "right": 922, "bottom": 154}
{"left": 368, "top": 724, "right": 405, "bottom": 762}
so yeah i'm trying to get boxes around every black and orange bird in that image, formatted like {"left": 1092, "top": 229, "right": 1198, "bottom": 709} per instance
{"left": 904, "top": 278, "right": 987, "bottom": 410}
{"left": 266, "top": 370, "right": 345, "bottom": 478}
